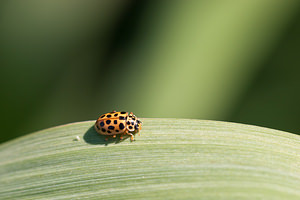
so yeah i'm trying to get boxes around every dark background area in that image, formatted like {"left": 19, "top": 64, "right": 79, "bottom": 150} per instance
{"left": 1, "top": 0, "right": 300, "bottom": 143}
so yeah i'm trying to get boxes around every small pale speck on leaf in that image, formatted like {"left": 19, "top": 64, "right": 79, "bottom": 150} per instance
{"left": 73, "top": 136, "right": 80, "bottom": 141}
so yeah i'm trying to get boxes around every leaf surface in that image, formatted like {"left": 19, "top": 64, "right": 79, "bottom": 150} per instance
{"left": 0, "top": 119, "right": 300, "bottom": 199}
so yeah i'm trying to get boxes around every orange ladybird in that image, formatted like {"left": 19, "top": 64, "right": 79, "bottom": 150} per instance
{"left": 95, "top": 111, "right": 142, "bottom": 141}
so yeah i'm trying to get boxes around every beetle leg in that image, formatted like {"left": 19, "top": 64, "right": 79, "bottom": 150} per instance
{"left": 126, "top": 132, "right": 135, "bottom": 141}
{"left": 120, "top": 131, "right": 126, "bottom": 140}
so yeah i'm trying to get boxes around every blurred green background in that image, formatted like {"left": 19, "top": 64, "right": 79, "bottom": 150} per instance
{"left": 1, "top": 0, "right": 300, "bottom": 143}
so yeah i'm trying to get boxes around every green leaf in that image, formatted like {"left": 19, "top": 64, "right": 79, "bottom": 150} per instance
{"left": 0, "top": 119, "right": 300, "bottom": 199}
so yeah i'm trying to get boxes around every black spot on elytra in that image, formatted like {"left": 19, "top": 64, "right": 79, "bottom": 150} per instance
{"left": 114, "top": 120, "right": 118, "bottom": 124}
{"left": 129, "top": 126, "right": 133, "bottom": 130}
{"left": 131, "top": 122, "right": 134, "bottom": 125}
{"left": 100, "top": 114, "right": 105, "bottom": 118}
{"left": 100, "top": 122, "right": 105, "bottom": 127}
{"left": 101, "top": 128, "right": 106, "bottom": 132}
{"left": 106, "top": 114, "right": 112, "bottom": 118}
{"left": 121, "top": 111, "right": 126, "bottom": 114}
{"left": 108, "top": 126, "right": 115, "bottom": 130}
{"left": 114, "top": 113, "right": 118, "bottom": 117}
{"left": 119, "top": 123, "right": 125, "bottom": 130}
{"left": 107, "top": 130, "right": 111, "bottom": 134}
{"left": 119, "top": 116, "right": 125, "bottom": 120}
{"left": 116, "top": 130, "right": 119, "bottom": 132}
{"left": 106, "top": 120, "right": 111, "bottom": 125}
{"left": 126, "top": 121, "right": 130, "bottom": 125}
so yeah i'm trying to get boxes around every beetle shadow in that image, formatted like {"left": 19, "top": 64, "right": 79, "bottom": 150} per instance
{"left": 83, "top": 126, "right": 129, "bottom": 145}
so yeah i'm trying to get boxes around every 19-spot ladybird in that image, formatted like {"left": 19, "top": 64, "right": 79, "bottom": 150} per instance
{"left": 95, "top": 111, "right": 142, "bottom": 141}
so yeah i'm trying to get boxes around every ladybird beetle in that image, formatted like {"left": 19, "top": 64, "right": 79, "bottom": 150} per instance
{"left": 95, "top": 111, "right": 142, "bottom": 141}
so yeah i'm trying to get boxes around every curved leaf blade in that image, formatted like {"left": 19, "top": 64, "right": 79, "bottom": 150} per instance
{"left": 0, "top": 119, "right": 300, "bottom": 199}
